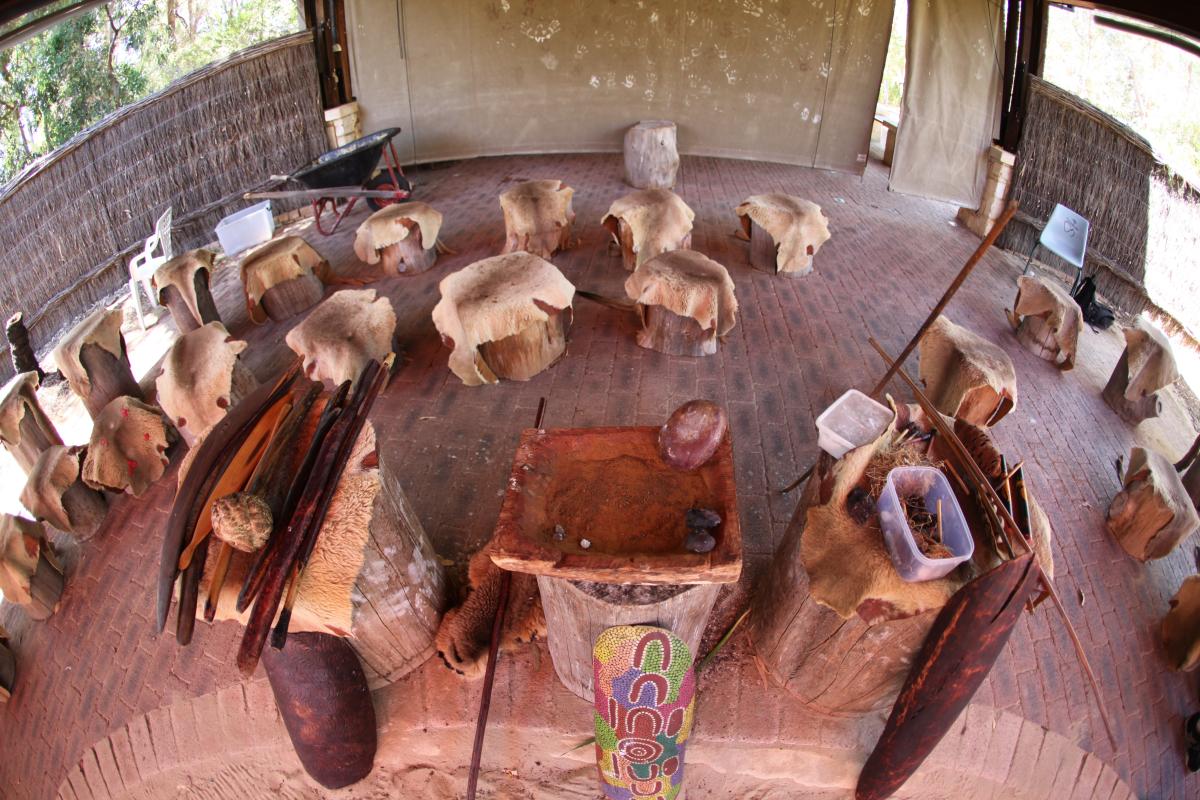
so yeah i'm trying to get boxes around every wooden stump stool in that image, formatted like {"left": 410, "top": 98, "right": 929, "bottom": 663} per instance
{"left": 156, "top": 322, "right": 257, "bottom": 444}
{"left": 432, "top": 252, "right": 575, "bottom": 386}
{"left": 21, "top": 445, "right": 106, "bottom": 540}
{"left": 602, "top": 188, "right": 694, "bottom": 271}
{"left": 539, "top": 577, "right": 718, "bottom": 700}
{"left": 203, "top": 424, "right": 446, "bottom": 686}
{"left": 0, "top": 514, "right": 63, "bottom": 620}
{"left": 1106, "top": 446, "right": 1199, "bottom": 561}
{"left": 918, "top": 315, "right": 1017, "bottom": 427}
{"left": 241, "top": 236, "right": 330, "bottom": 323}
{"left": 1162, "top": 575, "right": 1200, "bottom": 672}
{"left": 1007, "top": 275, "right": 1081, "bottom": 370}
{"left": 1103, "top": 318, "right": 1178, "bottom": 424}
{"left": 153, "top": 249, "right": 222, "bottom": 332}
{"left": 0, "top": 371, "right": 62, "bottom": 474}
{"left": 624, "top": 120, "right": 679, "bottom": 189}
{"left": 353, "top": 201, "right": 442, "bottom": 276}
{"left": 51, "top": 307, "right": 142, "bottom": 419}
{"left": 286, "top": 289, "right": 396, "bottom": 387}
{"left": 735, "top": 193, "right": 831, "bottom": 277}
{"left": 83, "top": 396, "right": 174, "bottom": 497}
{"left": 499, "top": 179, "right": 574, "bottom": 259}
{"left": 625, "top": 250, "right": 737, "bottom": 357}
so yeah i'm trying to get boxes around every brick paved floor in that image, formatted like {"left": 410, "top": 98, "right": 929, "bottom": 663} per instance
{"left": 1, "top": 154, "right": 1197, "bottom": 799}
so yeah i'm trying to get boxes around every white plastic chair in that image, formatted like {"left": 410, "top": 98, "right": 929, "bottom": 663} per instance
{"left": 128, "top": 207, "right": 173, "bottom": 330}
{"left": 1021, "top": 203, "right": 1090, "bottom": 293}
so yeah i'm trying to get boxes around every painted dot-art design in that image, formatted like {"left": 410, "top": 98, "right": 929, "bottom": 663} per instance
{"left": 593, "top": 625, "right": 695, "bottom": 800}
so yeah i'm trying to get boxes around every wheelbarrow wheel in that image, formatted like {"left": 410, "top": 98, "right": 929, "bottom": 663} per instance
{"left": 365, "top": 172, "right": 412, "bottom": 211}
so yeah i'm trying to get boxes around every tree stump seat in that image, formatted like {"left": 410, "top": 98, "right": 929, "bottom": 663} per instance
{"left": 624, "top": 250, "right": 737, "bottom": 357}
{"left": 51, "top": 307, "right": 142, "bottom": 419}
{"left": 1102, "top": 318, "right": 1178, "bottom": 424}
{"left": 1007, "top": 275, "right": 1081, "bottom": 370}
{"left": 240, "top": 236, "right": 330, "bottom": 323}
{"left": 0, "top": 371, "right": 62, "bottom": 475}
{"left": 156, "top": 322, "right": 257, "bottom": 445}
{"left": 20, "top": 445, "right": 106, "bottom": 540}
{"left": 498, "top": 179, "right": 574, "bottom": 259}
{"left": 918, "top": 315, "right": 1017, "bottom": 427}
{"left": 624, "top": 120, "right": 680, "bottom": 189}
{"left": 735, "top": 193, "right": 831, "bottom": 277}
{"left": 602, "top": 188, "right": 694, "bottom": 271}
{"left": 153, "top": 249, "right": 222, "bottom": 332}
{"left": 0, "top": 515, "right": 63, "bottom": 621}
{"left": 83, "top": 396, "right": 174, "bottom": 497}
{"left": 1106, "top": 446, "right": 1199, "bottom": 561}
{"left": 285, "top": 289, "right": 397, "bottom": 387}
{"left": 353, "top": 201, "right": 443, "bottom": 276}
{"left": 432, "top": 252, "right": 575, "bottom": 386}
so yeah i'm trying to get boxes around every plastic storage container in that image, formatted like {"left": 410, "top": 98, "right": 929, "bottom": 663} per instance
{"left": 815, "top": 389, "right": 892, "bottom": 458}
{"left": 215, "top": 200, "right": 274, "bottom": 257}
{"left": 877, "top": 466, "right": 974, "bottom": 582}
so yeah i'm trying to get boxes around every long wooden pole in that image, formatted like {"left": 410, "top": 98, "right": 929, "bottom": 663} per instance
{"left": 466, "top": 397, "right": 546, "bottom": 800}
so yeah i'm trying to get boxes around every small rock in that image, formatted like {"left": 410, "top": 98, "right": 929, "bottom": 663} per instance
{"left": 580, "top": 538, "right": 592, "bottom": 550}
{"left": 684, "top": 529, "right": 716, "bottom": 554}
{"left": 553, "top": 524, "right": 566, "bottom": 542}
{"left": 685, "top": 507, "right": 722, "bottom": 529}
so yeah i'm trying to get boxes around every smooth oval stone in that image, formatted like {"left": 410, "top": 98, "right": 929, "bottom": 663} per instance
{"left": 659, "top": 399, "right": 728, "bottom": 471}
{"left": 686, "top": 507, "right": 722, "bottom": 529}
{"left": 685, "top": 529, "right": 717, "bottom": 553}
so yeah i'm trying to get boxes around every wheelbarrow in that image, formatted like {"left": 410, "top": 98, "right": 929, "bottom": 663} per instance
{"left": 246, "top": 127, "right": 411, "bottom": 235}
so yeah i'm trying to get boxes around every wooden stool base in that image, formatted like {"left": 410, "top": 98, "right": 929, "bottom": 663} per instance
{"left": 159, "top": 269, "right": 221, "bottom": 333}
{"left": 262, "top": 273, "right": 324, "bottom": 322}
{"left": 637, "top": 305, "right": 716, "bottom": 357}
{"left": 380, "top": 236, "right": 437, "bottom": 276}
{"left": 1103, "top": 349, "right": 1163, "bottom": 424}
{"left": 537, "top": 574, "right": 719, "bottom": 700}
{"left": 78, "top": 342, "right": 142, "bottom": 419}
{"left": 478, "top": 312, "right": 568, "bottom": 381}
{"left": 749, "top": 220, "right": 780, "bottom": 274}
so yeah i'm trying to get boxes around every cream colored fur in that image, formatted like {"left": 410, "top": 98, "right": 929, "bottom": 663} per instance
{"left": 499, "top": 179, "right": 575, "bottom": 259}
{"left": 918, "top": 315, "right": 1017, "bottom": 427}
{"left": 1007, "top": 275, "right": 1082, "bottom": 370}
{"left": 51, "top": 307, "right": 125, "bottom": 399}
{"left": 82, "top": 396, "right": 172, "bottom": 496}
{"left": 602, "top": 188, "right": 694, "bottom": 269}
{"left": 156, "top": 322, "right": 252, "bottom": 442}
{"left": 353, "top": 202, "right": 443, "bottom": 264}
{"left": 20, "top": 445, "right": 84, "bottom": 532}
{"left": 240, "top": 236, "right": 331, "bottom": 324}
{"left": 285, "top": 289, "right": 396, "bottom": 386}
{"left": 735, "top": 193, "right": 830, "bottom": 275}
{"left": 153, "top": 249, "right": 215, "bottom": 324}
{"left": 624, "top": 250, "right": 738, "bottom": 337}
{"left": 432, "top": 253, "right": 575, "bottom": 386}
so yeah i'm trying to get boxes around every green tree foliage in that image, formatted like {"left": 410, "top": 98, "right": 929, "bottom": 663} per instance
{"left": 0, "top": 0, "right": 301, "bottom": 183}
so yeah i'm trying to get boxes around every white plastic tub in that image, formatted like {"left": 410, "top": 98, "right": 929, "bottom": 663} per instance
{"left": 215, "top": 200, "right": 274, "bottom": 257}
{"left": 815, "top": 389, "right": 892, "bottom": 458}
{"left": 877, "top": 466, "right": 973, "bottom": 582}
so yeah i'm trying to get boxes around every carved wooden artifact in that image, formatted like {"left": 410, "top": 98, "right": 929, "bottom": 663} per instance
{"left": 602, "top": 188, "right": 694, "bottom": 271}
{"left": 353, "top": 201, "right": 442, "bottom": 276}
{"left": 498, "top": 179, "right": 574, "bottom": 259}
{"left": 1102, "top": 318, "right": 1178, "bottom": 424}
{"left": 623, "top": 120, "right": 680, "bottom": 189}
{"left": 83, "top": 396, "right": 174, "bottom": 496}
{"left": 153, "top": 249, "right": 222, "bottom": 332}
{"left": 156, "top": 322, "right": 257, "bottom": 444}
{"left": 624, "top": 250, "right": 737, "bottom": 357}
{"left": 735, "top": 193, "right": 831, "bottom": 276}
{"left": 51, "top": 307, "right": 142, "bottom": 418}
{"left": 240, "top": 236, "right": 330, "bottom": 323}
{"left": 286, "top": 289, "right": 397, "bottom": 387}
{"left": 0, "top": 514, "right": 63, "bottom": 620}
{"left": 20, "top": 445, "right": 106, "bottom": 539}
{"left": 0, "top": 371, "right": 62, "bottom": 475}
{"left": 918, "top": 315, "right": 1017, "bottom": 427}
{"left": 1106, "top": 446, "right": 1199, "bottom": 561}
{"left": 1006, "top": 275, "right": 1081, "bottom": 370}
{"left": 432, "top": 252, "right": 575, "bottom": 385}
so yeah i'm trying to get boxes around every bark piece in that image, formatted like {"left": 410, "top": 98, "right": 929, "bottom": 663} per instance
{"left": 261, "top": 631, "right": 377, "bottom": 789}
{"left": 20, "top": 445, "right": 106, "bottom": 539}
{"left": 432, "top": 252, "right": 575, "bottom": 386}
{"left": 918, "top": 315, "right": 1017, "bottom": 427}
{"left": 0, "top": 514, "right": 63, "bottom": 620}
{"left": 286, "top": 289, "right": 397, "bottom": 387}
{"left": 156, "top": 322, "right": 257, "bottom": 444}
{"left": 623, "top": 120, "right": 680, "bottom": 189}
{"left": 153, "top": 249, "right": 222, "bottom": 332}
{"left": 1102, "top": 318, "right": 1178, "bottom": 424}
{"left": 0, "top": 371, "right": 62, "bottom": 475}
{"left": 51, "top": 307, "right": 142, "bottom": 418}
{"left": 593, "top": 625, "right": 695, "bottom": 798}
{"left": 498, "top": 179, "right": 574, "bottom": 259}
{"left": 353, "top": 201, "right": 442, "bottom": 276}
{"left": 625, "top": 250, "right": 737, "bottom": 357}
{"left": 735, "top": 193, "right": 831, "bottom": 276}
{"left": 602, "top": 188, "right": 694, "bottom": 270}
{"left": 1163, "top": 575, "right": 1200, "bottom": 671}
{"left": 1106, "top": 446, "right": 1200, "bottom": 561}
{"left": 240, "top": 236, "right": 331, "bottom": 324}
{"left": 83, "top": 396, "right": 174, "bottom": 496}
{"left": 1006, "top": 275, "right": 1081, "bottom": 370}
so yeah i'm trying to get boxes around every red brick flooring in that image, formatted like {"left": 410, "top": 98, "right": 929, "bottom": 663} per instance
{"left": 1, "top": 154, "right": 1197, "bottom": 799}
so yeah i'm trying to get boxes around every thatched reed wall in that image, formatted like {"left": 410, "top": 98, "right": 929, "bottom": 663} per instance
{"left": 0, "top": 30, "right": 326, "bottom": 370}
{"left": 998, "top": 77, "right": 1200, "bottom": 341}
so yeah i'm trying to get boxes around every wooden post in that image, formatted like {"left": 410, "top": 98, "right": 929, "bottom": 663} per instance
{"left": 637, "top": 305, "right": 716, "bottom": 357}
{"left": 477, "top": 310, "right": 569, "bottom": 381}
{"left": 624, "top": 120, "right": 680, "bottom": 189}
{"left": 537, "top": 575, "right": 718, "bottom": 701}
{"left": 5, "top": 313, "right": 43, "bottom": 380}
